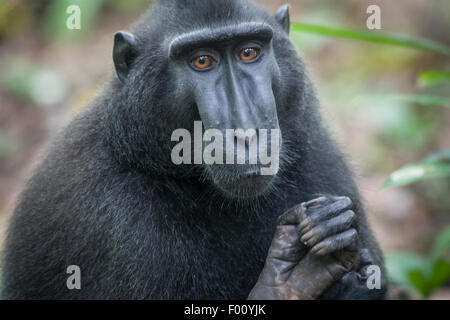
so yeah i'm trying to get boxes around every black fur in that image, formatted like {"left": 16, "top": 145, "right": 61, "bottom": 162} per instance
{"left": 1, "top": 0, "right": 386, "bottom": 299}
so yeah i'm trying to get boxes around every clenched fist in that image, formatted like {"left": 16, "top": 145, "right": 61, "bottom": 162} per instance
{"left": 249, "top": 196, "right": 359, "bottom": 300}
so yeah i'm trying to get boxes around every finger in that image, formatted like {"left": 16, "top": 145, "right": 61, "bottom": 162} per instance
{"left": 277, "top": 203, "right": 307, "bottom": 226}
{"left": 300, "top": 210, "right": 356, "bottom": 248}
{"left": 359, "top": 248, "right": 375, "bottom": 266}
{"left": 268, "top": 224, "right": 306, "bottom": 264}
{"left": 298, "top": 196, "right": 352, "bottom": 232}
{"left": 303, "top": 196, "right": 328, "bottom": 208}
{"left": 310, "top": 228, "right": 358, "bottom": 256}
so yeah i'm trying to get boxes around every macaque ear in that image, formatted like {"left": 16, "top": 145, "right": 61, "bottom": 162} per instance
{"left": 113, "top": 31, "right": 138, "bottom": 83}
{"left": 274, "top": 4, "right": 290, "bottom": 35}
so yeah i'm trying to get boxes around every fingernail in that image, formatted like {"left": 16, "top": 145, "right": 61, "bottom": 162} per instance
{"left": 305, "top": 197, "right": 326, "bottom": 208}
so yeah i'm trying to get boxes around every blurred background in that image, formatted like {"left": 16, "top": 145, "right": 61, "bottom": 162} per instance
{"left": 0, "top": 0, "right": 449, "bottom": 299}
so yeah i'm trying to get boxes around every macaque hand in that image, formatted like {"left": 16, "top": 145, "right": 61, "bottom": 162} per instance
{"left": 248, "top": 195, "right": 358, "bottom": 300}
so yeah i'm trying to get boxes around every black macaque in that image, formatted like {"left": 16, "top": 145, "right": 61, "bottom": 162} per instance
{"left": 1, "top": 0, "right": 387, "bottom": 300}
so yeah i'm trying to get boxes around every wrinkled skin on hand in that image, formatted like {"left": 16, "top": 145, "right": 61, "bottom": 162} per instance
{"left": 319, "top": 247, "right": 385, "bottom": 299}
{"left": 249, "top": 196, "right": 360, "bottom": 300}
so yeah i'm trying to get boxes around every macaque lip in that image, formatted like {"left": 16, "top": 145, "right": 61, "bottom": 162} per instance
{"left": 211, "top": 168, "right": 274, "bottom": 199}
{"left": 240, "top": 168, "right": 261, "bottom": 179}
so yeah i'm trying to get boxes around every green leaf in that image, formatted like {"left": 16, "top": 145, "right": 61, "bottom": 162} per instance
{"left": 418, "top": 70, "right": 450, "bottom": 88}
{"left": 387, "top": 253, "right": 450, "bottom": 298}
{"left": 291, "top": 22, "right": 450, "bottom": 57}
{"left": 408, "top": 259, "right": 450, "bottom": 298}
{"left": 356, "top": 94, "right": 450, "bottom": 108}
{"left": 383, "top": 161, "right": 450, "bottom": 188}
{"left": 385, "top": 252, "right": 430, "bottom": 288}
{"left": 407, "top": 268, "right": 432, "bottom": 297}
{"left": 429, "top": 259, "right": 450, "bottom": 295}
{"left": 431, "top": 226, "right": 450, "bottom": 260}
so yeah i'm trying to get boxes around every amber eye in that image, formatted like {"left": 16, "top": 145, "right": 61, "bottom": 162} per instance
{"left": 192, "top": 55, "right": 215, "bottom": 70}
{"left": 239, "top": 48, "right": 259, "bottom": 61}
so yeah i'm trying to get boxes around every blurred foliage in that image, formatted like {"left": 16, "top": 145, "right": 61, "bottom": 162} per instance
{"left": 0, "top": 0, "right": 151, "bottom": 42}
{"left": 358, "top": 102, "right": 439, "bottom": 151}
{"left": 418, "top": 70, "right": 450, "bottom": 88}
{"left": 292, "top": 22, "right": 450, "bottom": 186}
{"left": 384, "top": 151, "right": 450, "bottom": 188}
{"left": 0, "top": 1, "right": 32, "bottom": 39}
{"left": 386, "top": 226, "right": 450, "bottom": 298}
{"left": 1, "top": 59, "right": 69, "bottom": 108}
{"left": 0, "top": 0, "right": 448, "bottom": 300}
{"left": 106, "top": 0, "right": 150, "bottom": 12}
{"left": 44, "top": 0, "right": 151, "bottom": 41}
{"left": 0, "top": 129, "right": 13, "bottom": 161}
{"left": 292, "top": 19, "right": 450, "bottom": 298}
{"left": 44, "top": 0, "right": 104, "bottom": 41}
{"left": 291, "top": 22, "right": 450, "bottom": 57}
{"left": 359, "top": 94, "right": 450, "bottom": 108}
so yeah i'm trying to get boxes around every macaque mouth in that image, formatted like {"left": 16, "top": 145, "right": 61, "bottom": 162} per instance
{"left": 207, "top": 164, "right": 275, "bottom": 199}
{"left": 240, "top": 168, "right": 261, "bottom": 178}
